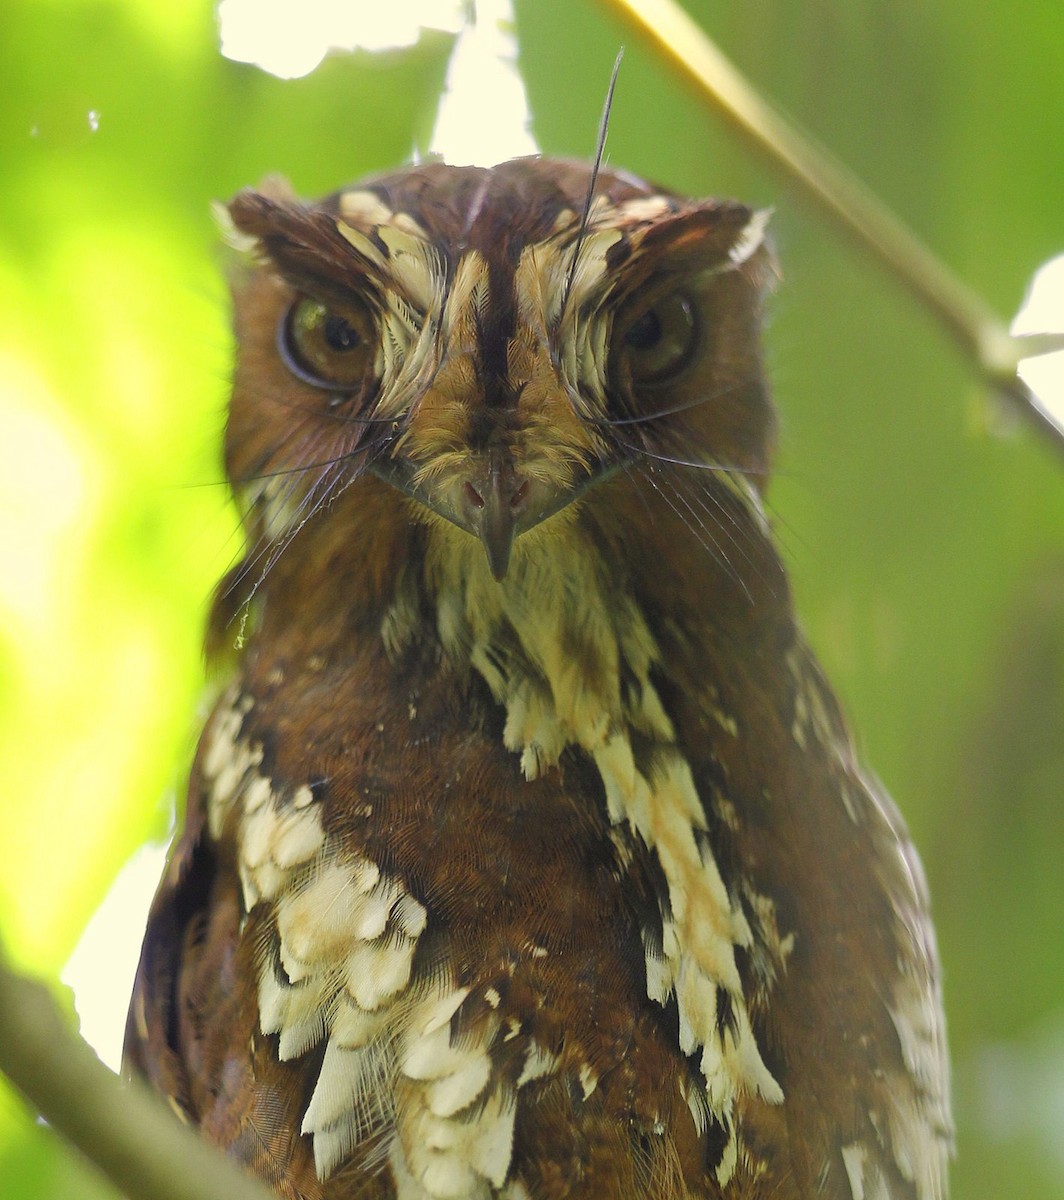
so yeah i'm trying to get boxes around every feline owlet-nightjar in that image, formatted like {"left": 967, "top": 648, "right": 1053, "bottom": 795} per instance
{"left": 125, "top": 156, "right": 952, "bottom": 1200}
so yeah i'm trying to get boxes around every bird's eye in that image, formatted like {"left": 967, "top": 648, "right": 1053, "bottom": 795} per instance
{"left": 621, "top": 291, "right": 699, "bottom": 386}
{"left": 279, "top": 296, "right": 376, "bottom": 390}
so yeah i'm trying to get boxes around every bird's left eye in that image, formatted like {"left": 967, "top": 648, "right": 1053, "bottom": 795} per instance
{"left": 279, "top": 296, "right": 377, "bottom": 390}
{"left": 620, "top": 290, "right": 699, "bottom": 386}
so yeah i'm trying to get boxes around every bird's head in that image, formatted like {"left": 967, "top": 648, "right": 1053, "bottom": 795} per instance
{"left": 217, "top": 158, "right": 777, "bottom": 644}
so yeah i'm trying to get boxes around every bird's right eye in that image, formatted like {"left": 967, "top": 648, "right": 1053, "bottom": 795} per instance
{"left": 278, "top": 296, "right": 377, "bottom": 390}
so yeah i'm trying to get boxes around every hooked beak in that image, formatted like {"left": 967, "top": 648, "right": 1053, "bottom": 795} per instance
{"left": 459, "top": 449, "right": 530, "bottom": 581}
{"left": 371, "top": 446, "right": 616, "bottom": 582}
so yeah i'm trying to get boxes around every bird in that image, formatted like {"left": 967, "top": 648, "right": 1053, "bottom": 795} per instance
{"left": 124, "top": 156, "right": 952, "bottom": 1200}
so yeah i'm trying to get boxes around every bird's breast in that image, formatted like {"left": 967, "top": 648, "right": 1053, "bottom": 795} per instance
{"left": 193, "top": 524, "right": 792, "bottom": 1198}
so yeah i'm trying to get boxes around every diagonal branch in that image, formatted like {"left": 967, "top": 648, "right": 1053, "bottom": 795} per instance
{"left": 599, "top": 0, "right": 1064, "bottom": 452}
{"left": 0, "top": 950, "right": 276, "bottom": 1200}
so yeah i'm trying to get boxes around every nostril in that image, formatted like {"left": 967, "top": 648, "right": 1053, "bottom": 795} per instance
{"left": 510, "top": 480, "right": 529, "bottom": 509}
{"left": 464, "top": 481, "right": 485, "bottom": 509}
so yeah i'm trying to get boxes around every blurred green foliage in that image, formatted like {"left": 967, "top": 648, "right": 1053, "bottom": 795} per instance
{"left": 1, "top": 1, "right": 1062, "bottom": 1197}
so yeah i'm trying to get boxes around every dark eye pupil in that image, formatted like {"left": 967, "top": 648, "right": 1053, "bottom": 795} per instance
{"left": 323, "top": 314, "right": 360, "bottom": 352}
{"left": 625, "top": 310, "right": 662, "bottom": 350}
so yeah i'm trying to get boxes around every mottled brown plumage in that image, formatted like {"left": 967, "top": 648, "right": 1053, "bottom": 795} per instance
{"left": 125, "top": 157, "right": 951, "bottom": 1200}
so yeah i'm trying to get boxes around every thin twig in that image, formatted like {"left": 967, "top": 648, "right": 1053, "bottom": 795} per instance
{"left": 598, "top": 0, "right": 1064, "bottom": 451}
{"left": 0, "top": 953, "right": 276, "bottom": 1200}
